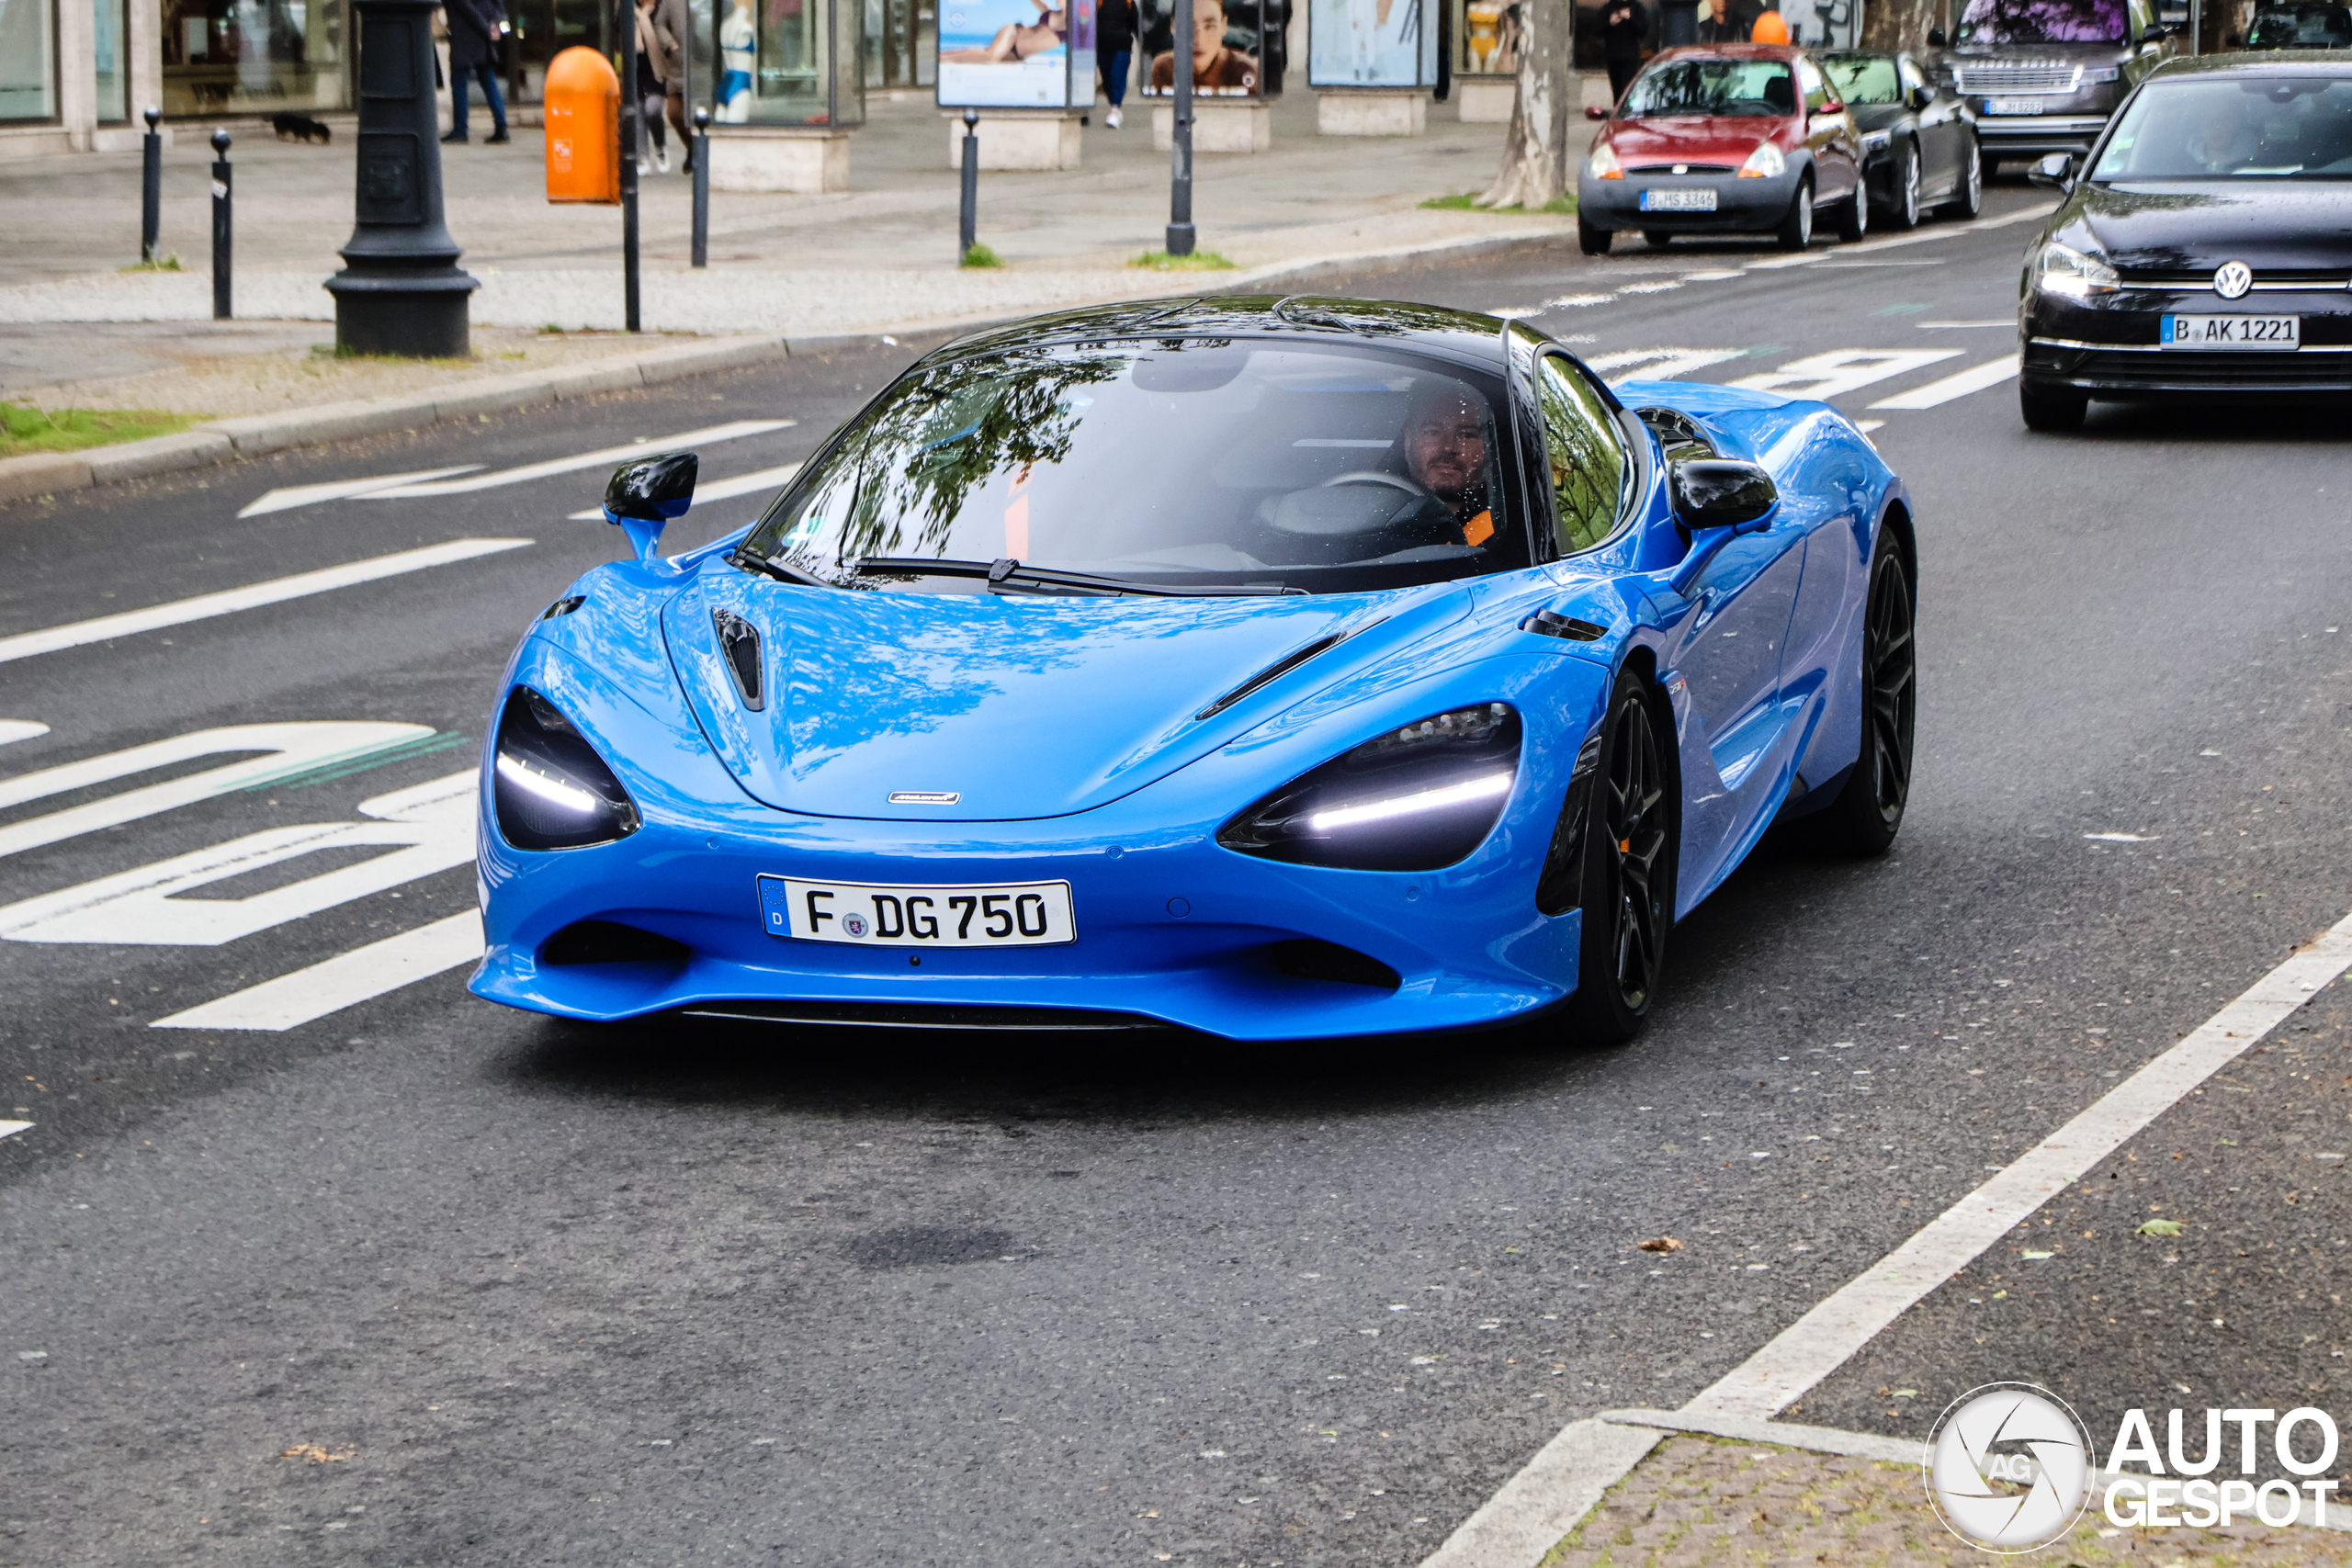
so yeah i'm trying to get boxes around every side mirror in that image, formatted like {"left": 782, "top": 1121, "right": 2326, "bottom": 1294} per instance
{"left": 2027, "top": 151, "right": 2075, "bottom": 190}
{"left": 1671, "top": 459, "right": 1777, "bottom": 532}
{"left": 1927, "top": 26, "right": 1947, "bottom": 45}
{"left": 1586, "top": 104, "right": 1610, "bottom": 119}
{"left": 603, "top": 451, "right": 698, "bottom": 563}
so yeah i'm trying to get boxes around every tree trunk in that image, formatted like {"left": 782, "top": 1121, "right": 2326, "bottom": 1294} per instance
{"left": 1476, "top": 0, "right": 1574, "bottom": 210}
{"left": 1861, "top": 0, "right": 1942, "bottom": 53}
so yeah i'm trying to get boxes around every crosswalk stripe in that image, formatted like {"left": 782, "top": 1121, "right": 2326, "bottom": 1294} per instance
{"left": 0, "top": 538, "right": 530, "bottom": 667}
{"left": 0, "top": 1121, "right": 29, "bottom": 1141}
{"left": 367, "top": 420, "right": 793, "bottom": 499}
{"left": 1728, "top": 348, "right": 1962, "bottom": 401}
{"left": 1866, "top": 353, "right": 2022, "bottom": 409}
{"left": 1587, "top": 347, "right": 1748, "bottom": 384}
{"left": 153, "top": 911, "right": 484, "bottom": 1032}
{"left": 566, "top": 460, "right": 804, "bottom": 521}
{"left": 0, "top": 721, "right": 47, "bottom": 746}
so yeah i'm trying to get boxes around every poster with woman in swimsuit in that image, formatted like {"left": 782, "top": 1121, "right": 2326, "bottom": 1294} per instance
{"left": 939, "top": 0, "right": 1100, "bottom": 106}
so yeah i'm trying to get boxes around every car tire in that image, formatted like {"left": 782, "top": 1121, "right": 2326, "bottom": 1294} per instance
{"left": 1883, "top": 139, "right": 1921, "bottom": 231}
{"left": 1643, "top": 230, "right": 1674, "bottom": 248}
{"left": 1775, "top": 175, "right": 1814, "bottom": 250}
{"left": 1941, "top": 134, "right": 1984, "bottom": 219}
{"left": 1579, "top": 217, "right": 1615, "bottom": 255}
{"left": 1834, "top": 182, "right": 1869, "bottom": 243}
{"left": 2019, "top": 378, "right": 2089, "bottom": 431}
{"left": 1561, "top": 670, "right": 1677, "bottom": 1047}
{"left": 1979, "top": 149, "right": 2002, "bottom": 186}
{"left": 1815, "top": 532, "right": 1917, "bottom": 857}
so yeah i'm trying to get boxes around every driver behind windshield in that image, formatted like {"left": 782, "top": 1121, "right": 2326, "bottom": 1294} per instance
{"left": 1401, "top": 380, "right": 1498, "bottom": 547}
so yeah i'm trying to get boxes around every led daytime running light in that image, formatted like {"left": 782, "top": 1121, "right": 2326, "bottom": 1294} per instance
{"left": 496, "top": 751, "right": 600, "bottom": 815}
{"left": 1307, "top": 772, "right": 1513, "bottom": 833}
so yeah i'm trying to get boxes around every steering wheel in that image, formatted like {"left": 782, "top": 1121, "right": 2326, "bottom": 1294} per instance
{"left": 1319, "top": 469, "right": 1432, "bottom": 497}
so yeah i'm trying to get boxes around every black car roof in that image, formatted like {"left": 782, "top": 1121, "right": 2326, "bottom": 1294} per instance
{"left": 2150, "top": 47, "right": 2352, "bottom": 73}
{"left": 927, "top": 296, "right": 1516, "bottom": 365}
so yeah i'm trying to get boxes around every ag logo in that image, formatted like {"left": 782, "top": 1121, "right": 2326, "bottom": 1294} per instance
{"left": 1925, "top": 1382, "right": 2095, "bottom": 1552}
{"left": 2213, "top": 260, "right": 2254, "bottom": 299}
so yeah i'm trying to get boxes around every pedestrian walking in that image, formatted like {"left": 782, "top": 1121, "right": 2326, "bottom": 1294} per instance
{"left": 1694, "top": 0, "right": 1761, "bottom": 44}
{"left": 1097, "top": 0, "right": 1136, "bottom": 129}
{"left": 442, "top": 0, "right": 512, "bottom": 143}
{"left": 633, "top": 0, "right": 690, "bottom": 173}
{"left": 1600, "top": 0, "right": 1645, "bottom": 104}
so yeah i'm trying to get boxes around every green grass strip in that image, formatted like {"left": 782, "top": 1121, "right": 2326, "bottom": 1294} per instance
{"left": 0, "top": 402, "right": 202, "bottom": 458}
{"left": 1130, "top": 249, "right": 1238, "bottom": 271}
{"left": 1419, "top": 192, "right": 1577, "bottom": 215}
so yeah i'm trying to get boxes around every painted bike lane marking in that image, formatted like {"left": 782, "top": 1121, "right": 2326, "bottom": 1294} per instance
{"left": 153, "top": 911, "right": 483, "bottom": 1032}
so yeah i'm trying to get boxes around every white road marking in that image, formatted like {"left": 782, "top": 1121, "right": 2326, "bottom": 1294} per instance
{"left": 1867, "top": 354, "right": 2021, "bottom": 409}
{"left": 1747, "top": 200, "right": 2057, "bottom": 271}
{"left": 237, "top": 465, "right": 483, "bottom": 518}
{"left": 0, "top": 771, "right": 474, "bottom": 947}
{"left": 1425, "top": 906, "right": 2352, "bottom": 1566}
{"left": 1545, "top": 294, "right": 1614, "bottom": 309}
{"left": 0, "top": 722, "right": 430, "bottom": 860}
{"left": 1729, "top": 348, "right": 1962, "bottom": 400}
{"left": 1586, "top": 347, "right": 1748, "bottom": 384}
{"left": 0, "top": 720, "right": 48, "bottom": 746}
{"left": 0, "top": 1121, "right": 30, "bottom": 1141}
{"left": 0, "top": 538, "right": 531, "bottom": 667}
{"left": 365, "top": 420, "right": 793, "bottom": 499}
{"left": 1919, "top": 319, "right": 2016, "bottom": 329}
{"left": 1854, "top": 419, "right": 1885, "bottom": 433}
{"left": 154, "top": 911, "right": 483, "bottom": 1032}
{"left": 565, "top": 460, "right": 804, "bottom": 520}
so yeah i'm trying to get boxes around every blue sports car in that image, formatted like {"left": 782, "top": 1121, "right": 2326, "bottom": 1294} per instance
{"left": 472, "top": 298, "right": 1916, "bottom": 1043}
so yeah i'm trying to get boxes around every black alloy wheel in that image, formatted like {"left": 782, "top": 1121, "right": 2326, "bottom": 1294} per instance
{"left": 1564, "top": 673, "right": 1676, "bottom": 1044}
{"left": 1885, "top": 139, "right": 1921, "bottom": 230}
{"left": 1580, "top": 217, "right": 1615, "bottom": 255}
{"left": 1776, "top": 175, "right": 1814, "bottom": 250}
{"left": 1819, "top": 536, "right": 1917, "bottom": 854}
{"left": 2019, "top": 378, "right": 2088, "bottom": 432}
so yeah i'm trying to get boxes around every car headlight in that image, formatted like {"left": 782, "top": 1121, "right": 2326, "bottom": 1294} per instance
{"left": 1217, "top": 703, "right": 1521, "bottom": 872}
{"left": 2032, "top": 239, "right": 2120, "bottom": 299}
{"left": 492, "top": 686, "right": 641, "bottom": 851}
{"left": 2083, "top": 65, "right": 2119, "bottom": 83}
{"left": 1738, "top": 141, "right": 1786, "bottom": 178}
{"left": 1589, "top": 141, "right": 1623, "bottom": 179}
{"left": 1861, "top": 129, "right": 1891, "bottom": 152}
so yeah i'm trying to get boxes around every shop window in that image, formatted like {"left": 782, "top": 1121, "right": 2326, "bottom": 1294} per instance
{"left": 0, "top": 0, "right": 57, "bottom": 123}
{"left": 96, "top": 0, "right": 130, "bottom": 121}
{"left": 163, "top": 0, "right": 351, "bottom": 117}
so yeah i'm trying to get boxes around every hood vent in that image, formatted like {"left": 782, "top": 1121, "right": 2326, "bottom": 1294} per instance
{"left": 712, "top": 608, "right": 765, "bottom": 711}
{"left": 1194, "top": 620, "right": 1384, "bottom": 723}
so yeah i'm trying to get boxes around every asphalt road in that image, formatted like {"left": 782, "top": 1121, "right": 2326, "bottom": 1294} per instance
{"left": 6, "top": 180, "right": 2352, "bottom": 1567}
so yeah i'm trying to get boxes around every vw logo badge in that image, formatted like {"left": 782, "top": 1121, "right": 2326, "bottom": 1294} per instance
{"left": 2213, "top": 260, "right": 2253, "bottom": 300}
{"left": 842, "top": 913, "right": 870, "bottom": 938}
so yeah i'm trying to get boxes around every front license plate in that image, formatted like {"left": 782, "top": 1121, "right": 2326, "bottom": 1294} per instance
{"left": 2161, "top": 314, "right": 2301, "bottom": 349}
{"left": 1984, "top": 96, "right": 2047, "bottom": 114}
{"left": 1638, "top": 187, "right": 1717, "bottom": 211}
{"left": 757, "top": 874, "right": 1077, "bottom": 947}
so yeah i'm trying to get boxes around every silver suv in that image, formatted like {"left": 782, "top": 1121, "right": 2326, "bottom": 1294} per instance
{"left": 1929, "top": 0, "right": 2183, "bottom": 175}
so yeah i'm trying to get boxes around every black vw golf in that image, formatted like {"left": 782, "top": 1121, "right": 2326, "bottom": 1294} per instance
{"left": 2018, "top": 52, "right": 2352, "bottom": 429}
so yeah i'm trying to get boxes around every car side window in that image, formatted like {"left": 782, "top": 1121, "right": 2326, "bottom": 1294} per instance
{"left": 1797, "top": 57, "right": 1829, "bottom": 110}
{"left": 1534, "top": 353, "right": 1630, "bottom": 556}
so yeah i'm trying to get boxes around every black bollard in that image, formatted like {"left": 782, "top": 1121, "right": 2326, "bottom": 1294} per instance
{"left": 1166, "top": 0, "right": 1195, "bottom": 256}
{"left": 141, "top": 107, "right": 162, "bottom": 263}
{"left": 210, "top": 130, "right": 232, "bottom": 319}
{"left": 959, "top": 108, "right": 979, "bottom": 260}
{"left": 323, "top": 0, "right": 480, "bottom": 355}
{"left": 619, "top": 0, "right": 641, "bottom": 333}
{"left": 692, "top": 107, "right": 710, "bottom": 269}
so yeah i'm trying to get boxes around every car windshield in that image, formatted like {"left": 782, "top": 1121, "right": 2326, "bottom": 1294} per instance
{"left": 1954, "top": 0, "right": 2127, "bottom": 43}
{"left": 2246, "top": 4, "right": 2352, "bottom": 45}
{"left": 1821, "top": 53, "right": 1904, "bottom": 104}
{"left": 739, "top": 339, "right": 1538, "bottom": 596}
{"left": 1621, "top": 58, "right": 1798, "bottom": 118}
{"left": 2091, "top": 76, "right": 2352, "bottom": 178}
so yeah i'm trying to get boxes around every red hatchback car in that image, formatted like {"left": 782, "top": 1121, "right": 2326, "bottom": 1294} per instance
{"left": 1576, "top": 44, "right": 1869, "bottom": 254}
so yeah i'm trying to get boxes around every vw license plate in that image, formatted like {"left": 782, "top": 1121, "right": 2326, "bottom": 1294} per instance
{"left": 2161, "top": 314, "right": 2301, "bottom": 349}
{"left": 1638, "top": 187, "right": 1717, "bottom": 211}
{"left": 758, "top": 874, "right": 1076, "bottom": 947}
{"left": 1984, "top": 96, "right": 2047, "bottom": 114}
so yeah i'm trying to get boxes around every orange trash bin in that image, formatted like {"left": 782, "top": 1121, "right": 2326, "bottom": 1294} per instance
{"left": 545, "top": 46, "right": 620, "bottom": 206}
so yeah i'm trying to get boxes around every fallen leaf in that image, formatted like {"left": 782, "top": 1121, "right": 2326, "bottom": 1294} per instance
{"left": 2138, "top": 1219, "right": 2185, "bottom": 1237}
{"left": 278, "top": 1444, "right": 352, "bottom": 1463}
{"left": 1637, "top": 1235, "right": 1683, "bottom": 1254}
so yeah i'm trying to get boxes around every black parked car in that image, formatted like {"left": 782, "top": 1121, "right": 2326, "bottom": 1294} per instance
{"left": 2017, "top": 53, "right": 2352, "bottom": 429}
{"left": 1821, "top": 50, "right": 1984, "bottom": 226}
{"left": 1930, "top": 0, "right": 2181, "bottom": 175}
{"left": 2243, "top": 2, "right": 2352, "bottom": 48}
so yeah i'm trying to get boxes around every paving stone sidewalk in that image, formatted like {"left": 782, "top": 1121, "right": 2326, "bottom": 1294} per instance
{"left": 1544, "top": 1435, "right": 2352, "bottom": 1567}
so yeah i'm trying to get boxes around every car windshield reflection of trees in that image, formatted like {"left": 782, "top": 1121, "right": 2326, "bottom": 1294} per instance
{"left": 1621, "top": 61, "right": 1794, "bottom": 118}
{"left": 1953, "top": 0, "right": 2127, "bottom": 43}
{"left": 1821, "top": 54, "right": 1903, "bottom": 104}
{"left": 740, "top": 339, "right": 1525, "bottom": 598}
{"left": 2093, "top": 78, "right": 2352, "bottom": 180}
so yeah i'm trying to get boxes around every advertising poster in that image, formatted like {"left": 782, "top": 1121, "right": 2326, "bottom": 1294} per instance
{"left": 939, "top": 0, "right": 1097, "bottom": 105}
{"left": 1137, "top": 0, "right": 1283, "bottom": 96}
{"left": 1455, "top": 0, "right": 1522, "bottom": 76}
{"left": 1308, "top": 0, "right": 1434, "bottom": 88}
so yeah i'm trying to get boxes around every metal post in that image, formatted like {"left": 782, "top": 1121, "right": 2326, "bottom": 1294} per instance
{"left": 959, "top": 107, "right": 979, "bottom": 259}
{"left": 141, "top": 107, "right": 163, "bottom": 263}
{"left": 1166, "top": 0, "right": 1195, "bottom": 255}
{"left": 620, "top": 0, "right": 642, "bottom": 333}
{"left": 692, "top": 107, "right": 711, "bottom": 267}
{"left": 210, "top": 130, "right": 232, "bottom": 320}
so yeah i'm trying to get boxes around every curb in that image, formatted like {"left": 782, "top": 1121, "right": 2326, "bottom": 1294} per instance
{"left": 0, "top": 219, "right": 1575, "bottom": 509}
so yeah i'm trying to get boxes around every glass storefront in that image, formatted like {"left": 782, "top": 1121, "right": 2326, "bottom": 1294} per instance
{"left": 711, "top": 0, "right": 865, "bottom": 125}
{"left": 95, "top": 0, "right": 130, "bottom": 121}
{"left": 865, "top": 0, "right": 936, "bottom": 88}
{"left": 0, "top": 0, "right": 56, "bottom": 122}
{"left": 162, "top": 0, "right": 350, "bottom": 117}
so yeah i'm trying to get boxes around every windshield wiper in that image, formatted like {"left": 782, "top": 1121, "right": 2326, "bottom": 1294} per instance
{"left": 729, "top": 546, "right": 831, "bottom": 588}
{"left": 853, "top": 556, "right": 1299, "bottom": 597}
